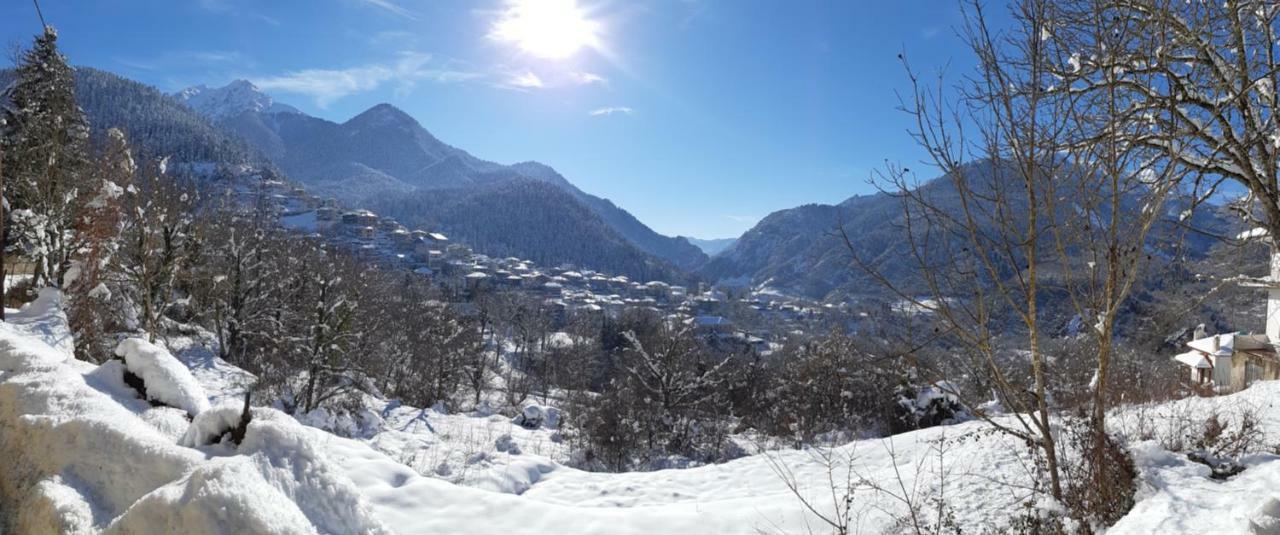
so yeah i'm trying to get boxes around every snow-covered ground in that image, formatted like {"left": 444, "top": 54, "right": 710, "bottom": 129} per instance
{"left": 4, "top": 289, "right": 1280, "bottom": 533}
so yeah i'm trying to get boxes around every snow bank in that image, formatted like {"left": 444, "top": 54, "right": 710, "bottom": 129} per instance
{"left": 13, "top": 286, "right": 1280, "bottom": 533}
{"left": 115, "top": 337, "right": 211, "bottom": 416}
{"left": 0, "top": 320, "right": 70, "bottom": 373}
{"left": 0, "top": 349, "right": 202, "bottom": 532}
{"left": 164, "top": 403, "right": 389, "bottom": 534}
{"left": 106, "top": 459, "right": 318, "bottom": 535}
{"left": 0, "top": 292, "right": 388, "bottom": 534}
{"left": 2, "top": 287, "right": 74, "bottom": 360}
{"left": 1106, "top": 382, "right": 1280, "bottom": 533}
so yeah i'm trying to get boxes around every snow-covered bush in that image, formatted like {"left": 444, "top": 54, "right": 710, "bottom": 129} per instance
{"left": 893, "top": 372, "right": 964, "bottom": 432}
{"left": 294, "top": 405, "right": 384, "bottom": 439}
{"left": 514, "top": 403, "right": 560, "bottom": 429}
{"left": 181, "top": 398, "right": 256, "bottom": 448}
{"left": 115, "top": 337, "right": 210, "bottom": 417}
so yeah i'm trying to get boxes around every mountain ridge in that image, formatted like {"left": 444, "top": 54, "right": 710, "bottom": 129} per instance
{"left": 701, "top": 162, "right": 1234, "bottom": 301}
{"left": 178, "top": 81, "right": 708, "bottom": 271}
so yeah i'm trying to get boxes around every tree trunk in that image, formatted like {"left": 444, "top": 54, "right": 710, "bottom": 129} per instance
{"left": 1267, "top": 248, "right": 1280, "bottom": 343}
{"left": 1, "top": 147, "right": 6, "bottom": 321}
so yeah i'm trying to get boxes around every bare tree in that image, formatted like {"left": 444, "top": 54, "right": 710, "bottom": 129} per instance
{"left": 859, "top": 0, "right": 1074, "bottom": 500}
{"left": 66, "top": 128, "right": 130, "bottom": 360}
{"left": 110, "top": 157, "right": 199, "bottom": 342}
{"left": 857, "top": 0, "right": 1188, "bottom": 522}
{"left": 1040, "top": 1, "right": 1190, "bottom": 514}
{"left": 200, "top": 216, "right": 282, "bottom": 367}
{"left": 286, "top": 252, "right": 365, "bottom": 414}
{"left": 1073, "top": 1, "right": 1280, "bottom": 324}
{"left": 617, "top": 321, "right": 732, "bottom": 454}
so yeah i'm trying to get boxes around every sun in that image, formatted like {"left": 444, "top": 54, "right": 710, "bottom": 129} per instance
{"left": 491, "top": 0, "right": 600, "bottom": 59}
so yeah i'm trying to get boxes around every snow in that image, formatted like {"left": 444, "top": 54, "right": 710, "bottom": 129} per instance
{"left": 165, "top": 333, "right": 256, "bottom": 407}
{"left": 0, "top": 290, "right": 387, "bottom": 533}
{"left": 1174, "top": 351, "right": 1212, "bottom": 368}
{"left": 115, "top": 337, "right": 211, "bottom": 416}
{"left": 1108, "top": 384, "right": 1280, "bottom": 533}
{"left": 1239, "top": 227, "right": 1270, "bottom": 241}
{"left": 180, "top": 402, "right": 251, "bottom": 447}
{"left": 2, "top": 287, "right": 74, "bottom": 359}
{"left": 174, "top": 79, "right": 301, "bottom": 121}
{"left": 324, "top": 419, "right": 1033, "bottom": 534}
{"left": 12, "top": 289, "right": 1280, "bottom": 532}
{"left": 280, "top": 210, "right": 319, "bottom": 233}
{"left": 113, "top": 401, "right": 391, "bottom": 534}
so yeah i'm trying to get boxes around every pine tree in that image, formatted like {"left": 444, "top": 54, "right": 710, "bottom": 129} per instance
{"left": 0, "top": 26, "right": 92, "bottom": 288}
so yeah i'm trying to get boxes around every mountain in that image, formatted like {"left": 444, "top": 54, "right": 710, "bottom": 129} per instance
{"left": 371, "top": 178, "right": 690, "bottom": 283}
{"left": 1, "top": 67, "right": 257, "bottom": 165}
{"left": 175, "top": 79, "right": 300, "bottom": 121}
{"left": 702, "top": 162, "right": 1234, "bottom": 301}
{"left": 506, "top": 161, "right": 708, "bottom": 271}
{"left": 178, "top": 81, "right": 707, "bottom": 271}
{"left": 685, "top": 237, "right": 738, "bottom": 256}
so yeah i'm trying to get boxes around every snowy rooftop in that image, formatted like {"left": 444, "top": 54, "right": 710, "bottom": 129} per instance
{"left": 1174, "top": 351, "right": 1212, "bottom": 369}
{"left": 1187, "top": 333, "right": 1239, "bottom": 357}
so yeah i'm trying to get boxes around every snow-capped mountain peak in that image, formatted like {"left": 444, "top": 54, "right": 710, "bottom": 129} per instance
{"left": 175, "top": 79, "right": 299, "bottom": 120}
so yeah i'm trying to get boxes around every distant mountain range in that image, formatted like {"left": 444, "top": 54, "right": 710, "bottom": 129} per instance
{"left": 700, "top": 162, "right": 1235, "bottom": 301}
{"left": 176, "top": 80, "right": 300, "bottom": 121}
{"left": 173, "top": 81, "right": 708, "bottom": 276}
{"left": 684, "top": 237, "right": 737, "bottom": 256}
{"left": 8, "top": 70, "right": 1233, "bottom": 310}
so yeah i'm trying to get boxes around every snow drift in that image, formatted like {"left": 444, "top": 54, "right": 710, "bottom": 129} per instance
{"left": 0, "top": 291, "right": 388, "bottom": 534}
{"left": 115, "top": 337, "right": 210, "bottom": 416}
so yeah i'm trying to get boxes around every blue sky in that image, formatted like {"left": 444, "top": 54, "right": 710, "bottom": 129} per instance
{"left": 2, "top": 0, "right": 983, "bottom": 239}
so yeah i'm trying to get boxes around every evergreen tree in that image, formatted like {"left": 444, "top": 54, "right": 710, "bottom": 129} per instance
{"left": 0, "top": 27, "right": 92, "bottom": 288}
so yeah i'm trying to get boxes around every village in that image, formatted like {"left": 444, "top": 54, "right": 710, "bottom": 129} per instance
{"left": 220, "top": 167, "right": 844, "bottom": 358}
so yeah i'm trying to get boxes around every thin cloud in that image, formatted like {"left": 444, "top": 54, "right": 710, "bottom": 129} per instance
{"left": 589, "top": 106, "right": 634, "bottom": 116}
{"left": 679, "top": 0, "right": 710, "bottom": 30}
{"left": 189, "top": 50, "right": 243, "bottom": 63}
{"left": 724, "top": 214, "right": 758, "bottom": 223}
{"left": 196, "top": 0, "right": 279, "bottom": 25}
{"left": 571, "top": 71, "right": 607, "bottom": 85}
{"left": 114, "top": 49, "right": 249, "bottom": 73}
{"left": 253, "top": 13, "right": 282, "bottom": 26}
{"left": 253, "top": 52, "right": 479, "bottom": 107}
{"left": 361, "top": 0, "right": 417, "bottom": 20}
{"left": 504, "top": 71, "right": 544, "bottom": 90}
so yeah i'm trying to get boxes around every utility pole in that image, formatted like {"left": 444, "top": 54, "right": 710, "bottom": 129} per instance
{"left": 1, "top": 141, "right": 6, "bottom": 321}
{"left": 31, "top": 0, "right": 47, "bottom": 29}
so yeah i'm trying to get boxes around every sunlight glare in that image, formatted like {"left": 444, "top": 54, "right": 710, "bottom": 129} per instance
{"left": 491, "top": 0, "right": 600, "bottom": 59}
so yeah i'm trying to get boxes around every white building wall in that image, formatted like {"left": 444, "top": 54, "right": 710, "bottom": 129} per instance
{"left": 1214, "top": 355, "right": 1234, "bottom": 388}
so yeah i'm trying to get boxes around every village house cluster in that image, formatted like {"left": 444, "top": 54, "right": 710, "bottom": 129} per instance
{"left": 222, "top": 169, "right": 841, "bottom": 357}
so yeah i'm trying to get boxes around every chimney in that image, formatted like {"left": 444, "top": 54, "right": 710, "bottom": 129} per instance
{"left": 1212, "top": 334, "right": 1220, "bottom": 352}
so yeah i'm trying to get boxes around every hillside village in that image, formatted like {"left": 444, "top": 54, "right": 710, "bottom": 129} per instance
{"left": 226, "top": 167, "right": 839, "bottom": 355}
